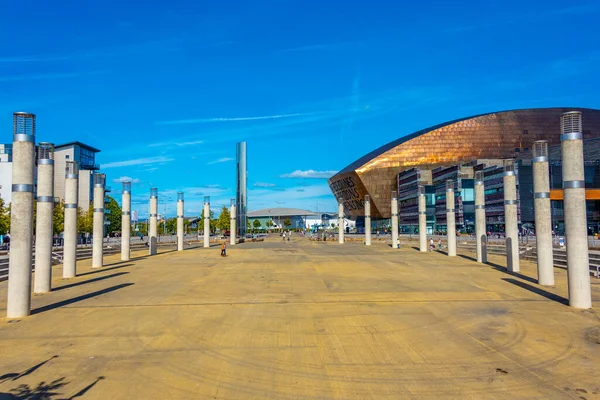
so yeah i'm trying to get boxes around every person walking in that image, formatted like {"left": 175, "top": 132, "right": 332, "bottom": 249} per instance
{"left": 221, "top": 241, "right": 227, "bottom": 257}
{"left": 430, "top": 238, "right": 434, "bottom": 252}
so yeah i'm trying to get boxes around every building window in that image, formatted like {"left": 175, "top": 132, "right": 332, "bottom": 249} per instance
{"left": 515, "top": 148, "right": 520, "bottom": 152}
{"left": 523, "top": 129, "right": 528, "bottom": 135}
{"left": 66, "top": 155, "right": 70, "bottom": 159}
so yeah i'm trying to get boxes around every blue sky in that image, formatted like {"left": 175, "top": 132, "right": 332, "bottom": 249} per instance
{"left": 1, "top": 1, "right": 599, "bottom": 217}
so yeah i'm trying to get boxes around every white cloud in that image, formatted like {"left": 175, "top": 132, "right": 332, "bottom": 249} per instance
{"left": 155, "top": 112, "right": 322, "bottom": 125}
{"left": 103, "top": 156, "right": 173, "bottom": 169}
{"left": 113, "top": 176, "right": 140, "bottom": 184}
{"left": 280, "top": 169, "right": 337, "bottom": 179}
{"left": 207, "top": 157, "right": 234, "bottom": 165}
{"left": 147, "top": 140, "right": 204, "bottom": 148}
{"left": 253, "top": 182, "right": 276, "bottom": 188}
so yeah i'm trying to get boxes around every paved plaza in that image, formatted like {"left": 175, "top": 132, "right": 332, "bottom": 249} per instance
{"left": 1, "top": 237, "right": 599, "bottom": 399}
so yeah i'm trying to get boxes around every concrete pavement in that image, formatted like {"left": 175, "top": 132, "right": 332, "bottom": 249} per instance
{"left": 0, "top": 237, "right": 599, "bottom": 399}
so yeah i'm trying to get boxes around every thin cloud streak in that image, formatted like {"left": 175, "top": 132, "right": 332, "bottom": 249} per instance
{"left": 207, "top": 157, "right": 234, "bottom": 165}
{"left": 148, "top": 140, "right": 204, "bottom": 147}
{"left": 155, "top": 112, "right": 325, "bottom": 125}
{"left": 103, "top": 156, "right": 174, "bottom": 169}
{"left": 0, "top": 70, "right": 111, "bottom": 82}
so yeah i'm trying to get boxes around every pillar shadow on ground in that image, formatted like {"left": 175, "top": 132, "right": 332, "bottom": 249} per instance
{"left": 502, "top": 278, "right": 568, "bottom": 305}
{"left": 458, "top": 254, "right": 477, "bottom": 262}
{"left": 31, "top": 283, "right": 134, "bottom": 315}
{"left": 487, "top": 262, "right": 539, "bottom": 284}
{"left": 77, "top": 263, "right": 133, "bottom": 277}
{"left": 53, "top": 272, "right": 129, "bottom": 291}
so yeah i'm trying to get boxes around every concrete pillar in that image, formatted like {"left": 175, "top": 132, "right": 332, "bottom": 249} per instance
{"left": 418, "top": 185, "right": 427, "bottom": 252}
{"left": 230, "top": 199, "right": 236, "bottom": 246}
{"left": 561, "top": 111, "right": 592, "bottom": 309}
{"left": 338, "top": 202, "right": 344, "bottom": 244}
{"left": 446, "top": 180, "right": 456, "bottom": 257}
{"left": 177, "top": 192, "right": 184, "bottom": 251}
{"left": 504, "top": 160, "right": 520, "bottom": 273}
{"left": 6, "top": 112, "right": 36, "bottom": 318}
{"left": 364, "top": 195, "right": 371, "bottom": 246}
{"left": 532, "top": 141, "right": 554, "bottom": 286}
{"left": 149, "top": 188, "right": 158, "bottom": 255}
{"left": 63, "top": 161, "right": 79, "bottom": 279}
{"left": 204, "top": 196, "right": 210, "bottom": 248}
{"left": 474, "top": 171, "right": 487, "bottom": 263}
{"left": 34, "top": 143, "right": 55, "bottom": 294}
{"left": 121, "top": 182, "right": 131, "bottom": 261}
{"left": 92, "top": 173, "right": 105, "bottom": 268}
{"left": 391, "top": 191, "right": 399, "bottom": 249}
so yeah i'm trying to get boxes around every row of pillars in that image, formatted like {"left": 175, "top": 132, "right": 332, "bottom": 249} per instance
{"left": 6, "top": 113, "right": 111, "bottom": 318}
{"left": 338, "top": 112, "right": 591, "bottom": 309}
{"left": 145, "top": 193, "right": 238, "bottom": 256}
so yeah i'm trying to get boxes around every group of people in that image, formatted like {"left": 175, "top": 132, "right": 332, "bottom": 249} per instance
{"left": 429, "top": 238, "right": 444, "bottom": 252}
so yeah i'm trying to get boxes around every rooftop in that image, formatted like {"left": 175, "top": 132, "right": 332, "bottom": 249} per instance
{"left": 248, "top": 207, "right": 318, "bottom": 217}
{"left": 54, "top": 141, "right": 101, "bottom": 153}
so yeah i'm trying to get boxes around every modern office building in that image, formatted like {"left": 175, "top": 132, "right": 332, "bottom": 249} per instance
{"left": 0, "top": 144, "right": 13, "bottom": 203}
{"left": 329, "top": 108, "right": 600, "bottom": 220}
{"left": 236, "top": 142, "right": 247, "bottom": 239}
{"left": 53, "top": 141, "right": 100, "bottom": 208}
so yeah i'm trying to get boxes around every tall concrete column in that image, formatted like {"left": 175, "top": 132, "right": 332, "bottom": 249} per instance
{"left": 230, "top": 199, "right": 236, "bottom": 246}
{"left": 149, "top": 188, "right": 158, "bottom": 255}
{"left": 364, "top": 195, "right": 371, "bottom": 246}
{"left": 204, "top": 196, "right": 210, "bottom": 248}
{"left": 63, "top": 162, "right": 79, "bottom": 278}
{"left": 177, "top": 192, "right": 184, "bottom": 251}
{"left": 391, "top": 191, "right": 399, "bottom": 249}
{"left": 504, "top": 160, "right": 520, "bottom": 273}
{"left": 92, "top": 173, "right": 105, "bottom": 268}
{"left": 34, "top": 143, "right": 55, "bottom": 294}
{"left": 6, "top": 112, "right": 36, "bottom": 318}
{"left": 561, "top": 111, "right": 592, "bottom": 309}
{"left": 338, "top": 202, "right": 344, "bottom": 244}
{"left": 418, "top": 184, "right": 427, "bottom": 252}
{"left": 474, "top": 171, "right": 487, "bottom": 263}
{"left": 446, "top": 180, "right": 457, "bottom": 257}
{"left": 533, "top": 141, "right": 554, "bottom": 286}
{"left": 121, "top": 181, "right": 131, "bottom": 261}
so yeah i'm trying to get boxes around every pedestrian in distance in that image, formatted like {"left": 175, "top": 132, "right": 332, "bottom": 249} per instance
{"left": 221, "top": 241, "right": 227, "bottom": 257}
{"left": 429, "top": 238, "right": 434, "bottom": 252}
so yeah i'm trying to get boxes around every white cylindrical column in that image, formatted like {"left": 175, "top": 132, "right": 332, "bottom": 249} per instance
{"left": 391, "top": 191, "right": 399, "bottom": 249}
{"left": 149, "top": 188, "right": 158, "bottom": 255}
{"left": 204, "top": 196, "right": 210, "bottom": 248}
{"left": 418, "top": 185, "right": 427, "bottom": 252}
{"left": 92, "top": 173, "right": 105, "bottom": 268}
{"left": 34, "top": 143, "right": 55, "bottom": 294}
{"left": 504, "top": 160, "right": 520, "bottom": 273}
{"left": 446, "top": 180, "right": 456, "bottom": 257}
{"left": 7, "top": 112, "right": 36, "bottom": 318}
{"left": 338, "top": 202, "right": 345, "bottom": 244}
{"left": 474, "top": 171, "right": 487, "bottom": 263}
{"left": 364, "top": 195, "right": 371, "bottom": 246}
{"left": 121, "top": 182, "right": 131, "bottom": 261}
{"left": 533, "top": 141, "right": 554, "bottom": 286}
{"left": 561, "top": 112, "right": 592, "bottom": 309}
{"left": 230, "top": 199, "right": 236, "bottom": 246}
{"left": 177, "top": 192, "right": 184, "bottom": 251}
{"left": 63, "top": 161, "right": 79, "bottom": 278}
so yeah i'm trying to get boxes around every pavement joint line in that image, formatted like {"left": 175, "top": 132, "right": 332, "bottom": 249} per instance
{"left": 42, "top": 297, "right": 557, "bottom": 310}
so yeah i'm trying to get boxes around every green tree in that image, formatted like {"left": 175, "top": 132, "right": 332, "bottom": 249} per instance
{"left": 283, "top": 218, "right": 292, "bottom": 228}
{"left": 78, "top": 205, "right": 93, "bottom": 234}
{"left": 0, "top": 198, "right": 10, "bottom": 235}
{"left": 217, "top": 206, "right": 230, "bottom": 232}
{"left": 265, "top": 220, "right": 273, "bottom": 232}
{"left": 253, "top": 219, "right": 261, "bottom": 231}
{"left": 105, "top": 196, "right": 122, "bottom": 235}
{"left": 53, "top": 201, "right": 64, "bottom": 235}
